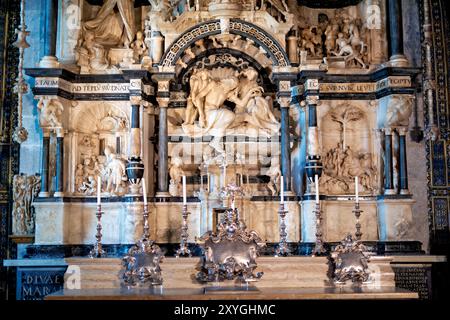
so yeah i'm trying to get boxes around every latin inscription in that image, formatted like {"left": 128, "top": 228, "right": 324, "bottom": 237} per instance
{"left": 393, "top": 266, "right": 431, "bottom": 300}
{"left": 18, "top": 268, "right": 65, "bottom": 300}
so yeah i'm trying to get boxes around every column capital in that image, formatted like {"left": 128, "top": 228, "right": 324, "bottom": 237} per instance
{"left": 384, "top": 127, "right": 394, "bottom": 135}
{"left": 130, "top": 95, "right": 142, "bottom": 105}
{"left": 397, "top": 127, "right": 408, "bottom": 136}
{"left": 277, "top": 96, "right": 291, "bottom": 108}
{"left": 306, "top": 95, "right": 319, "bottom": 105}
{"left": 56, "top": 128, "right": 65, "bottom": 138}
{"left": 157, "top": 97, "right": 170, "bottom": 108}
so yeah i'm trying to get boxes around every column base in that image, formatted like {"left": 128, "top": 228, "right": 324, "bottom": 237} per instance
{"left": 53, "top": 192, "right": 64, "bottom": 197}
{"left": 39, "top": 56, "right": 60, "bottom": 68}
{"left": 400, "top": 189, "right": 410, "bottom": 195}
{"left": 39, "top": 192, "right": 50, "bottom": 198}
{"left": 155, "top": 191, "right": 171, "bottom": 197}
{"left": 389, "top": 54, "right": 409, "bottom": 67}
{"left": 384, "top": 189, "right": 397, "bottom": 195}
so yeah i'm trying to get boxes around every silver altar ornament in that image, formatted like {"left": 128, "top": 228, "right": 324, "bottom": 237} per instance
{"left": 196, "top": 204, "right": 265, "bottom": 283}
{"left": 89, "top": 204, "right": 106, "bottom": 258}
{"left": 12, "top": 0, "right": 30, "bottom": 144}
{"left": 175, "top": 204, "right": 192, "bottom": 257}
{"left": 275, "top": 202, "right": 291, "bottom": 256}
{"left": 121, "top": 238, "right": 163, "bottom": 286}
{"left": 331, "top": 234, "right": 371, "bottom": 285}
{"left": 13, "top": 126, "right": 28, "bottom": 144}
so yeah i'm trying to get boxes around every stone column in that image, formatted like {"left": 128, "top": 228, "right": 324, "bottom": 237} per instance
{"left": 278, "top": 97, "right": 292, "bottom": 192}
{"left": 129, "top": 103, "right": 141, "bottom": 158}
{"left": 398, "top": 127, "right": 409, "bottom": 194}
{"left": 54, "top": 130, "right": 64, "bottom": 197}
{"left": 40, "top": 0, "right": 59, "bottom": 68}
{"left": 304, "top": 94, "right": 323, "bottom": 192}
{"left": 386, "top": 0, "right": 408, "bottom": 66}
{"left": 126, "top": 97, "right": 145, "bottom": 195}
{"left": 39, "top": 131, "right": 50, "bottom": 197}
{"left": 156, "top": 97, "right": 170, "bottom": 196}
{"left": 384, "top": 128, "right": 395, "bottom": 194}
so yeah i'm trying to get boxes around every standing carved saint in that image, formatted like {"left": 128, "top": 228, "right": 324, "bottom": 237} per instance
{"left": 12, "top": 174, "right": 41, "bottom": 235}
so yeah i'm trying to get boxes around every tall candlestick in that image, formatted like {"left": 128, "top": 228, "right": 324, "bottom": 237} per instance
{"left": 142, "top": 178, "right": 147, "bottom": 205}
{"left": 182, "top": 176, "right": 187, "bottom": 205}
{"left": 280, "top": 176, "right": 284, "bottom": 204}
{"left": 315, "top": 174, "right": 319, "bottom": 204}
{"left": 355, "top": 176, "right": 359, "bottom": 203}
{"left": 97, "top": 176, "right": 101, "bottom": 205}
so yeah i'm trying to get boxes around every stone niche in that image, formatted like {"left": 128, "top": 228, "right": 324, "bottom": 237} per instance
{"left": 68, "top": 101, "right": 130, "bottom": 196}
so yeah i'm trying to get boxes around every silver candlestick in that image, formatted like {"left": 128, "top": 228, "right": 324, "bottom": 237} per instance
{"left": 143, "top": 203, "right": 150, "bottom": 240}
{"left": 89, "top": 204, "right": 106, "bottom": 258}
{"left": 275, "top": 203, "right": 291, "bottom": 256}
{"left": 353, "top": 202, "right": 363, "bottom": 241}
{"left": 312, "top": 202, "right": 326, "bottom": 256}
{"left": 175, "top": 204, "right": 191, "bottom": 257}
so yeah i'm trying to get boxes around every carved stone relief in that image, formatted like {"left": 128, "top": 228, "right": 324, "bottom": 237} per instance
{"left": 37, "top": 97, "right": 64, "bottom": 129}
{"left": 320, "top": 103, "right": 378, "bottom": 194}
{"left": 12, "top": 174, "right": 41, "bottom": 235}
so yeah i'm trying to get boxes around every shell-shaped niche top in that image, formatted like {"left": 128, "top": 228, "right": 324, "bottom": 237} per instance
{"left": 73, "top": 102, "right": 129, "bottom": 134}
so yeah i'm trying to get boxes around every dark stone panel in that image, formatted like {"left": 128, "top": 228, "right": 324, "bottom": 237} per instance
{"left": 297, "top": 0, "right": 363, "bottom": 8}
{"left": 251, "top": 195, "right": 301, "bottom": 202}
{"left": 376, "top": 194, "right": 413, "bottom": 200}
{"left": 297, "top": 67, "right": 421, "bottom": 83}
{"left": 168, "top": 135, "right": 282, "bottom": 143}
{"left": 16, "top": 267, "right": 66, "bottom": 300}
{"left": 393, "top": 265, "right": 432, "bottom": 300}
{"left": 33, "top": 196, "right": 201, "bottom": 203}
{"left": 18, "top": 241, "right": 424, "bottom": 261}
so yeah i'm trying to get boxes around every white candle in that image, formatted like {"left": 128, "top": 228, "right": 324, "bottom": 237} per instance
{"left": 315, "top": 174, "right": 319, "bottom": 204}
{"left": 355, "top": 176, "right": 359, "bottom": 203}
{"left": 207, "top": 173, "right": 210, "bottom": 192}
{"left": 97, "top": 176, "right": 101, "bottom": 205}
{"left": 223, "top": 166, "right": 227, "bottom": 187}
{"left": 280, "top": 176, "right": 284, "bottom": 204}
{"left": 142, "top": 178, "right": 147, "bottom": 205}
{"left": 182, "top": 176, "right": 187, "bottom": 205}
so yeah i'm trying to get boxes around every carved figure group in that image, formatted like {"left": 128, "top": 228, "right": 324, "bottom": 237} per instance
{"left": 75, "top": 146, "right": 127, "bottom": 196}
{"left": 322, "top": 143, "right": 377, "bottom": 194}
{"left": 182, "top": 66, "right": 280, "bottom": 154}
{"left": 298, "top": 10, "right": 369, "bottom": 68}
